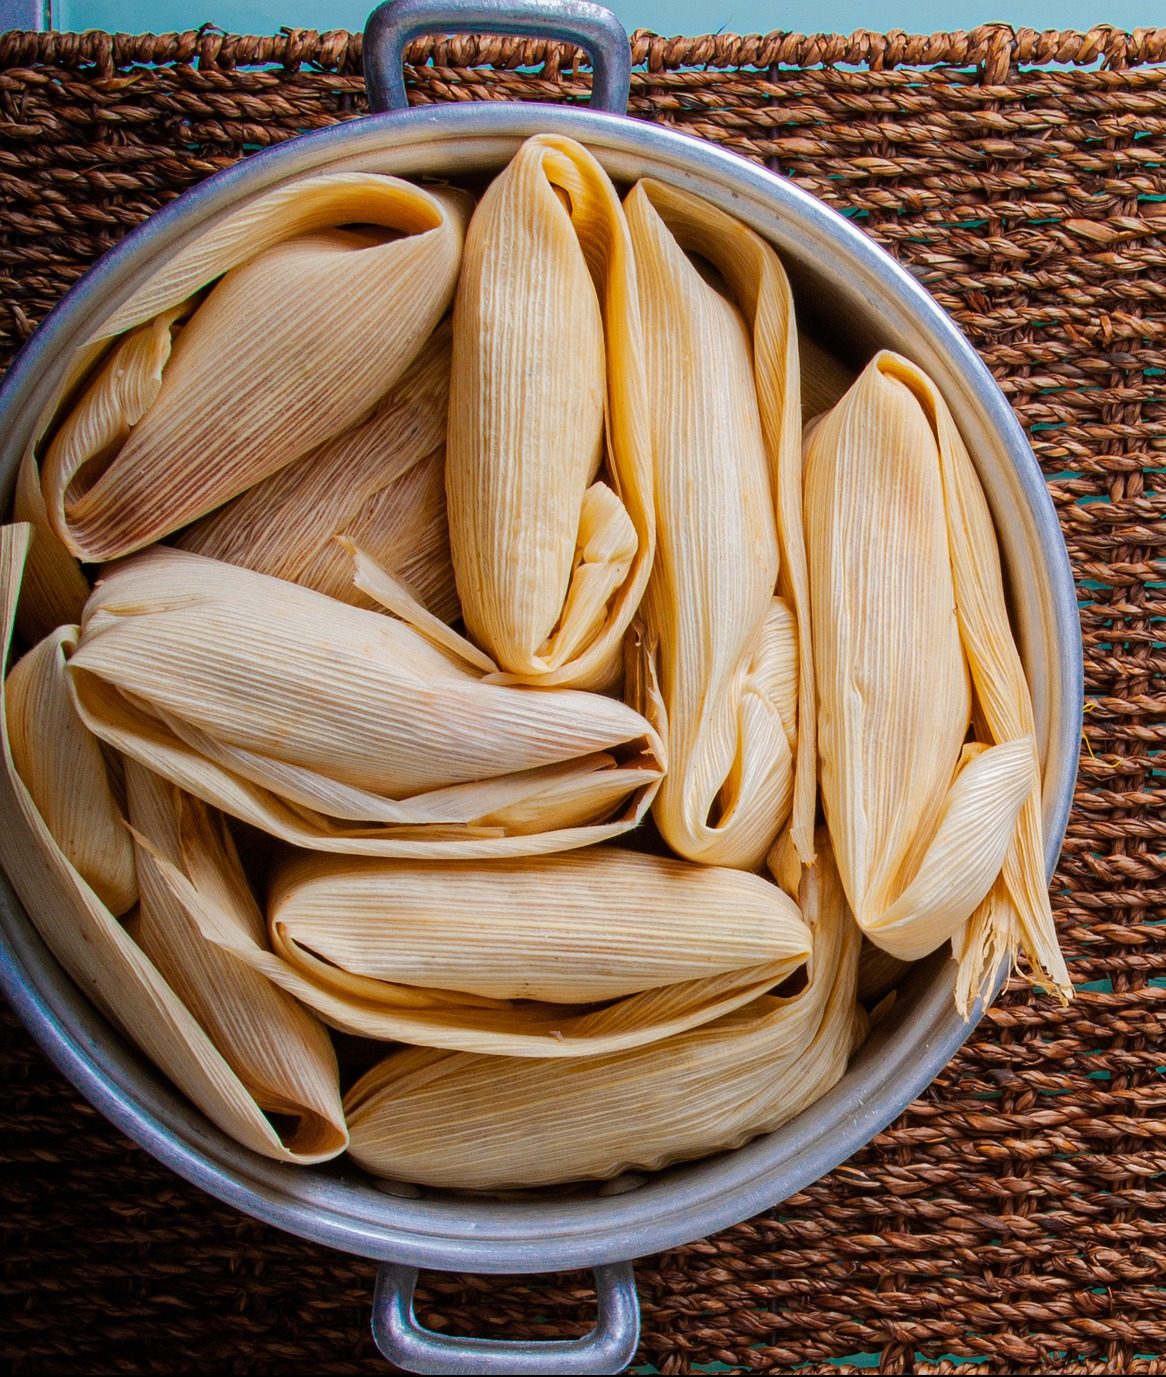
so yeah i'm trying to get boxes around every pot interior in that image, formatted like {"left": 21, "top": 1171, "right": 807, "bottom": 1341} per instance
{"left": 0, "top": 103, "right": 1081, "bottom": 1273}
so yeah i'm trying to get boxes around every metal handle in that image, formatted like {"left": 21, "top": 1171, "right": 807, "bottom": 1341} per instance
{"left": 363, "top": 0, "right": 632, "bottom": 114}
{"left": 370, "top": 1261, "right": 640, "bottom": 1375}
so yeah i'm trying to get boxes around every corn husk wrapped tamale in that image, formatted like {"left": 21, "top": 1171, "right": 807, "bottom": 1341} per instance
{"left": 446, "top": 134, "right": 653, "bottom": 690}
{"left": 140, "top": 840, "right": 809, "bottom": 1057}
{"left": 804, "top": 351, "right": 1071, "bottom": 1013}
{"left": 0, "top": 523, "right": 346, "bottom": 1163}
{"left": 180, "top": 322, "right": 457, "bottom": 621}
{"left": 67, "top": 548, "right": 663, "bottom": 858}
{"left": 341, "top": 834, "right": 864, "bottom": 1188}
{"left": 267, "top": 848, "right": 810, "bottom": 1002}
{"left": 125, "top": 763, "right": 348, "bottom": 1159}
{"left": 5, "top": 623, "right": 136, "bottom": 914}
{"left": 625, "top": 179, "right": 804, "bottom": 870}
{"left": 41, "top": 174, "right": 469, "bottom": 563}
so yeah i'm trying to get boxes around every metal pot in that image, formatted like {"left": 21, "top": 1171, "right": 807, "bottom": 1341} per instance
{"left": 0, "top": 2, "right": 1082, "bottom": 1373}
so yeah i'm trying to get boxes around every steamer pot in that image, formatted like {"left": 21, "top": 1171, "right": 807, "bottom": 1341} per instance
{"left": 0, "top": 2, "right": 1082, "bottom": 1372}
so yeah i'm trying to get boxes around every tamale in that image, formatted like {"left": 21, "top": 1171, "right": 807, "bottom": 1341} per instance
{"left": 42, "top": 175, "right": 470, "bottom": 562}
{"left": 446, "top": 134, "right": 653, "bottom": 690}
{"left": 143, "top": 840, "right": 810, "bottom": 1057}
{"left": 126, "top": 763, "right": 348, "bottom": 1160}
{"left": 67, "top": 548, "right": 663, "bottom": 858}
{"left": 0, "top": 523, "right": 346, "bottom": 1163}
{"left": 625, "top": 179, "right": 802, "bottom": 869}
{"left": 804, "top": 351, "right": 1071, "bottom": 1013}
{"left": 267, "top": 847, "right": 811, "bottom": 1002}
{"left": 181, "top": 322, "right": 457, "bottom": 621}
{"left": 342, "top": 834, "right": 864, "bottom": 1188}
{"left": 5, "top": 623, "right": 135, "bottom": 914}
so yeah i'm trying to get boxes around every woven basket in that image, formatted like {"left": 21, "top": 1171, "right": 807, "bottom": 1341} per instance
{"left": 1, "top": 24, "right": 1164, "bottom": 1376}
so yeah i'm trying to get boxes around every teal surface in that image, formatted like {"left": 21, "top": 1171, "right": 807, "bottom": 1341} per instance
{"left": 52, "top": 2, "right": 1166, "bottom": 38}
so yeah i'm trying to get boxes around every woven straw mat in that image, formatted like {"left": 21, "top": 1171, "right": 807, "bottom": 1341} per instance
{"left": 1, "top": 23, "right": 1164, "bottom": 1377}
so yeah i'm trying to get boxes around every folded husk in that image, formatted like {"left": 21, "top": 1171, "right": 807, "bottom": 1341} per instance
{"left": 626, "top": 180, "right": 801, "bottom": 869}
{"left": 42, "top": 175, "right": 470, "bottom": 562}
{"left": 0, "top": 523, "right": 346, "bottom": 1163}
{"left": 180, "top": 321, "right": 457, "bottom": 621}
{"left": 268, "top": 847, "right": 811, "bottom": 1002}
{"left": 11, "top": 450, "right": 90, "bottom": 646}
{"left": 68, "top": 548, "right": 663, "bottom": 858}
{"left": 800, "top": 332, "right": 857, "bottom": 423}
{"left": 126, "top": 762, "right": 348, "bottom": 1159}
{"left": 142, "top": 836, "right": 809, "bottom": 1057}
{"left": 4, "top": 623, "right": 136, "bottom": 914}
{"left": 805, "top": 351, "right": 1071, "bottom": 1012}
{"left": 342, "top": 833, "right": 863, "bottom": 1188}
{"left": 446, "top": 134, "right": 653, "bottom": 690}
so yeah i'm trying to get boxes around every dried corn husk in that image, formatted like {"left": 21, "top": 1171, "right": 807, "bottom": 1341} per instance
{"left": 625, "top": 179, "right": 802, "bottom": 869}
{"left": 0, "top": 523, "right": 346, "bottom": 1163}
{"left": 4, "top": 623, "right": 136, "bottom": 915}
{"left": 857, "top": 940, "right": 913, "bottom": 1005}
{"left": 342, "top": 833, "right": 863, "bottom": 1188}
{"left": 267, "top": 847, "right": 811, "bottom": 1002}
{"left": 67, "top": 548, "right": 663, "bottom": 858}
{"left": 125, "top": 762, "right": 347, "bottom": 1159}
{"left": 804, "top": 351, "right": 1071, "bottom": 1013}
{"left": 142, "top": 837, "right": 809, "bottom": 1057}
{"left": 11, "top": 451, "right": 90, "bottom": 645}
{"left": 180, "top": 321, "right": 457, "bottom": 621}
{"left": 799, "top": 332, "right": 857, "bottom": 423}
{"left": 446, "top": 134, "right": 653, "bottom": 690}
{"left": 42, "top": 175, "right": 470, "bottom": 562}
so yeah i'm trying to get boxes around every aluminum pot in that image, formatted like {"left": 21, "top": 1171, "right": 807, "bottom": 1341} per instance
{"left": 0, "top": 2, "right": 1082, "bottom": 1372}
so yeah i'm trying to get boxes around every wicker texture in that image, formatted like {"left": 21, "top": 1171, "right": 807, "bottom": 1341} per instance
{"left": 1, "top": 24, "right": 1164, "bottom": 1375}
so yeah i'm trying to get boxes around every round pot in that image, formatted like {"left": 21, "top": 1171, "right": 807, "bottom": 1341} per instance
{"left": 0, "top": 2, "right": 1082, "bottom": 1373}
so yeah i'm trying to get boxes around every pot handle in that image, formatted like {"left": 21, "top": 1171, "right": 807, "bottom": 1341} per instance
{"left": 363, "top": 0, "right": 633, "bottom": 115}
{"left": 370, "top": 1260, "right": 640, "bottom": 1375}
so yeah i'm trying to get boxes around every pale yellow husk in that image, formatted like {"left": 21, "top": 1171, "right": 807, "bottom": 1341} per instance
{"left": 67, "top": 547, "right": 663, "bottom": 858}
{"left": 125, "top": 762, "right": 348, "bottom": 1159}
{"left": 11, "top": 450, "right": 89, "bottom": 646}
{"left": 804, "top": 351, "right": 1071, "bottom": 1013}
{"left": 799, "top": 332, "right": 857, "bottom": 424}
{"left": 141, "top": 838, "right": 809, "bottom": 1057}
{"left": 626, "top": 179, "right": 804, "bottom": 870}
{"left": 42, "top": 174, "right": 470, "bottom": 562}
{"left": 0, "top": 523, "right": 346, "bottom": 1163}
{"left": 341, "top": 833, "right": 864, "bottom": 1188}
{"left": 180, "top": 321, "right": 457, "bottom": 621}
{"left": 446, "top": 134, "right": 653, "bottom": 690}
{"left": 5, "top": 624, "right": 136, "bottom": 914}
{"left": 268, "top": 847, "right": 811, "bottom": 1002}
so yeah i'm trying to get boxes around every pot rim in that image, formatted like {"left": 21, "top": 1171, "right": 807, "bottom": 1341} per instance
{"left": 0, "top": 100, "right": 1083, "bottom": 1274}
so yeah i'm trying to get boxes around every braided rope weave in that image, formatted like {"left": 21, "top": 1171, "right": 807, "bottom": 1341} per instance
{"left": 1, "top": 26, "right": 1164, "bottom": 1375}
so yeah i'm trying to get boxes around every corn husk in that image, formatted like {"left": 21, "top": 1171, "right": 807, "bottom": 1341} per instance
{"left": 799, "top": 332, "right": 857, "bottom": 424}
{"left": 67, "top": 547, "right": 663, "bottom": 858}
{"left": 180, "top": 321, "right": 457, "bottom": 621}
{"left": 42, "top": 175, "right": 470, "bottom": 563}
{"left": 625, "top": 179, "right": 803, "bottom": 869}
{"left": 341, "top": 833, "right": 864, "bottom": 1188}
{"left": 0, "top": 523, "right": 346, "bottom": 1163}
{"left": 125, "top": 762, "right": 347, "bottom": 1158}
{"left": 4, "top": 623, "right": 136, "bottom": 915}
{"left": 267, "top": 847, "right": 810, "bottom": 1003}
{"left": 446, "top": 134, "right": 653, "bottom": 690}
{"left": 141, "top": 836, "right": 809, "bottom": 1057}
{"left": 857, "top": 940, "right": 913, "bottom": 1006}
{"left": 804, "top": 351, "right": 1071, "bottom": 1013}
{"left": 11, "top": 450, "right": 90, "bottom": 645}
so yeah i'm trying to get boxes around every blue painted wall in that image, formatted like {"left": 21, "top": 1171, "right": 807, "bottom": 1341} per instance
{"left": 53, "top": 2, "right": 1166, "bottom": 37}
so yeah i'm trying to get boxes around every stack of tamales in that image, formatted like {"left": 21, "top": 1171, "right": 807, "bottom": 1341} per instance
{"left": 0, "top": 134, "right": 1069, "bottom": 1189}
